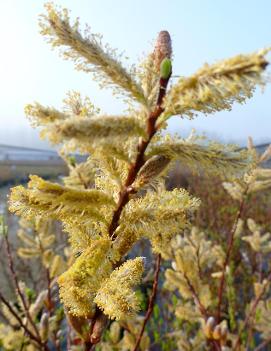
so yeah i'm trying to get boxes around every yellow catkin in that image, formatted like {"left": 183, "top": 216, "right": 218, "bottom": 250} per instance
{"left": 94, "top": 258, "right": 144, "bottom": 320}
{"left": 39, "top": 3, "right": 146, "bottom": 103}
{"left": 163, "top": 49, "right": 269, "bottom": 119}
{"left": 58, "top": 239, "right": 113, "bottom": 318}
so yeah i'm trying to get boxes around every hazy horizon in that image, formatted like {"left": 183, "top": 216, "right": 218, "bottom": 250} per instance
{"left": 1, "top": 0, "right": 270, "bottom": 150}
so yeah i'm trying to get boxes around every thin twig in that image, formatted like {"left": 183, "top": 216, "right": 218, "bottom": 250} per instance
{"left": 216, "top": 188, "right": 248, "bottom": 322}
{"left": 46, "top": 268, "right": 54, "bottom": 313}
{"left": 132, "top": 254, "right": 161, "bottom": 351}
{"left": 3, "top": 234, "right": 41, "bottom": 339}
{"left": 182, "top": 273, "right": 221, "bottom": 351}
{"left": 87, "top": 71, "right": 172, "bottom": 347}
{"left": 36, "top": 229, "right": 55, "bottom": 315}
{"left": 183, "top": 273, "right": 208, "bottom": 319}
{"left": 109, "top": 76, "right": 171, "bottom": 239}
{"left": 246, "top": 252, "right": 265, "bottom": 348}
{"left": 0, "top": 290, "right": 48, "bottom": 350}
{"left": 233, "top": 271, "right": 271, "bottom": 351}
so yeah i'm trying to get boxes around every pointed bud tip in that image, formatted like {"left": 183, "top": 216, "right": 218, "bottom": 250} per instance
{"left": 154, "top": 30, "right": 172, "bottom": 71}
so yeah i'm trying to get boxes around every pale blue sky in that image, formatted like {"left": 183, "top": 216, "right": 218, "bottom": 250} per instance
{"left": 0, "top": 0, "right": 270, "bottom": 149}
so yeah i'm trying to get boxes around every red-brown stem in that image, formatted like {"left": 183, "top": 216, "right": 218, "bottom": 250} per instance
{"left": 88, "top": 71, "right": 171, "bottom": 347}
{"left": 109, "top": 77, "right": 170, "bottom": 238}
{"left": 216, "top": 188, "right": 248, "bottom": 322}
{"left": 183, "top": 273, "right": 208, "bottom": 319}
{"left": 4, "top": 234, "right": 41, "bottom": 340}
{"left": 132, "top": 254, "right": 161, "bottom": 351}
{"left": 36, "top": 229, "right": 54, "bottom": 314}
{"left": 183, "top": 273, "right": 221, "bottom": 351}
{"left": 0, "top": 290, "right": 49, "bottom": 350}
{"left": 45, "top": 268, "right": 54, "bottom": 313}
{"left": 233, "top": 271, "right": 271, "bottom": 351}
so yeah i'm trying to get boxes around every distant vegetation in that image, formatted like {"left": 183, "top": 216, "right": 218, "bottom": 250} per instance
{"left": 0, "top": 145, "right": 67, "bottom": 185}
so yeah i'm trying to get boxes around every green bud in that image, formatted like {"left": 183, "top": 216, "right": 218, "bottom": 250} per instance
{"left": 68, "top": 155, "right": 76, "bottom": 168}
{"left": 160, "top": 58, "right": 172, "bottom": 79}
{"left": 25, "top": 287, "right": 36, "bottom": 301}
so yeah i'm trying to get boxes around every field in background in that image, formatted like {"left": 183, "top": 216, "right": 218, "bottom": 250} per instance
{"left": 0, "top": 161, "right": 67, "bottom": 184}
{"left": 0, "top": 144, "right": 67, "bottom": 185}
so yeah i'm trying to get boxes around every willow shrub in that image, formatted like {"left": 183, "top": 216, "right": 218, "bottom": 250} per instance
{"left": 0, "top": 3, "right": 270, "bottom": 350}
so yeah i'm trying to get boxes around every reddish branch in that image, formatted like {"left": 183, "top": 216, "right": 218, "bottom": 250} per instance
{"left": 132, "top": 253, "right": 161, "bottom": 351}
{"left": 0, "top": 289, "right": 48, "bottom": 350}
{"left": 3, "top": 233, "right": 42, "bottom": 341}
{"left": 84, "top": 75, "right": 171, "bottom": 350}
{"left": 77, "top": 41, "right": 171, "bottom": 351}
{"left": 45, "top": 268, "right": 54, "bottom": 312}
{"left": 35, "top": 231, "right": 55, "bottom": 314}
{"left": 183, "top": 273, "right": 208, "bottom": 319}
{"left": 109, "top": 77, "right": 170, "bottom": 238}
{"left": 233, "top": 270, "right": 271, "bottom": 351}
{"left": 216, "top": 188, "right": 248, "bottom": 322}
{"left": 182, "top": 270, "right": 221, "bottom": 350}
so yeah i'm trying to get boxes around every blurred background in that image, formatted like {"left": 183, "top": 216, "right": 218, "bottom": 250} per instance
{"left": 0, "top": 0, "right": 270, "bottom": 184}
{"left": 0, "top": 3, "right": 270, "bottom": 349}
